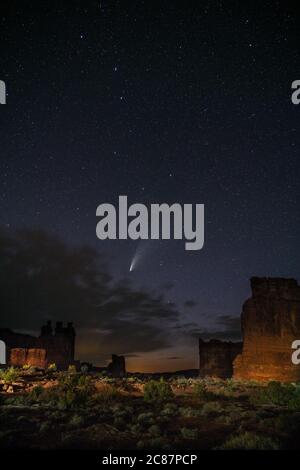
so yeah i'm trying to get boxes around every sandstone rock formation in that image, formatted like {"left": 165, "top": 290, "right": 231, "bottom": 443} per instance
{"left": 0, "top": 321, "right": 76, "bottom": 369}
{"left": 199, "top": 338, "right": 242, "bottom": 378}
{"left": 234, "top": 277, "right": 300, "bottom": 382}
{"left": 10, "top": 348, "right": 47, "bottom": 368}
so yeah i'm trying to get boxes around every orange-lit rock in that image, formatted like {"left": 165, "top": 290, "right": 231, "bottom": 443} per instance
{"left": 234, "top": 277, "right": 300, "bottom": 382}
{"left": 10, "top": 348, "right": 47, "bottom": 368}
{"left": 0, "top": 321, "right": 76, "bottom": 369}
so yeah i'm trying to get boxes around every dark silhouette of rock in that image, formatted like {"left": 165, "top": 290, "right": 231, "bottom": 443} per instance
{"left": 199, "top": 338, "right": 242, "bottom": 378}
{"left": 107, "top": 354, "right": 126, "bottom": 377}
{"left": 234, "top": 277, "right": 300, "bottom": 382}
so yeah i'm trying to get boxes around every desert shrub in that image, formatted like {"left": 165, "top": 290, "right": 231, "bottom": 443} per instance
{"left": 40, "top": 421, "right": 51, "bottom": 433}
{"left": 58, "top": 387, "right": 90, "bottom": 409}
{"left": 250, "top": 381, "right": 296, "bottom": 406}
{"left": 174, "top": 377, "right": 189, "bottom": 388}
{"left": 29, "top": 385, "right": 44, "bottom": 401}
{"left": 138, "top": 437, "right": 168, "bottom": 450}
{"left": 16, "top": 415, "right": 27, "bottom": 424}
{"left": 266, "top": 381, "right": 295, "bottom": 405}
{"left": 69, "top": 414, "right": 85, "bottom": 427}
{"left": 179, "top": 406, "right": 201, "bottom": 418}
{"left": 129, "top": 423, "right": 142, "bottom": 433}
{"left": 193, "top": 382, "right": 216, "bottom": 400}
{"left": 216, "top": 414, "right": 235, "bottom": 425}
{"left": 224, "top": 378, "right": 236, "bottom": 390}
{"left": 148, "top": 424, "right": 161, "bottom": 437}
{"left": 58, "top": 371, "right": 94, "bottom": 391}
{"left": 29, "top": 373, "right": 95, "bottom": 409}
{"left": 22, "top": 364, "right": 31, "bottom": 370}
{"left": 68, "top": 365, "right": 77, "bottom": 374}
{"left": 161, "top": 403, "right": 178, "bottom": 417}
{"left": 93, "top": 384, "right": 121, "bottom": 404}
{"left": 287, "top": 394, "right": 300, "bottom": 411}
{"left": 181, "top": 427, "right": 198, "bottom": 440}
{"left": 144, "top": 379, "right": 173, "bottom": 403}
{"left": 113, "top": 416, "right": 126, "bottom": 429}
{"left": 137, "top": 412, "right": 155, "bottom": 426}
{"left": 273, "top": 413, "right": 300, "bottom": 434}
{"left": 0, "top": 367, "right": 19, "bottom": 383}
{"left": 48, "top": 363, "right": 57, "bottom": 372}
{"left": 218, "top": 432, "right": 280, "bottom": 450}
{"left": 112, "top": 405, "right": 133, "bottom": 423}
{"left": 4, "top": 395, "right": 27, "bottom": 406}
{"left": 201, "top": 401, "right": 224, "bottom": 416}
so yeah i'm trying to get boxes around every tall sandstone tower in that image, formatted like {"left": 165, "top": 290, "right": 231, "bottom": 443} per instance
{"left": 234, "top": 277, "right": 300, "bottom": 382}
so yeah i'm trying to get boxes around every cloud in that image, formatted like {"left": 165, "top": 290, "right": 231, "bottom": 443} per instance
{"left": 184, "top": 300, "right": 197, "bottom": 308}
{"left": 0, "top": 227, "right": 180, "bottom": 365}
{"left": 176, "top": 314, "right": 241, "bottom": 342}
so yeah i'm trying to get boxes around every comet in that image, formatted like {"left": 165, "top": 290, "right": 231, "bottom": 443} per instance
{"left": 129, "top": 258, "right": 135, "bottom": 272}
{"left": 129, "top": 240, "right": 154, "bottom": 273}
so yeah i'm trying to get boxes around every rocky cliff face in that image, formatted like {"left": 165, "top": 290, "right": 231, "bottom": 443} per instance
{"left": 10, "top": 348, "right": 47, "bottom": 368}
{"left": 233, "top": 277, "right": 300, "bottom": 382}
{"left": 0, "top": 321, "right": 76, "bottom": 369}
{"left": 199, "top": 339, "right": 242, "bottom": 378}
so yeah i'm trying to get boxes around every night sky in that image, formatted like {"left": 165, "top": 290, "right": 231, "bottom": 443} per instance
{"left": 0, "top": 1, "right": 299, "bottom": 371}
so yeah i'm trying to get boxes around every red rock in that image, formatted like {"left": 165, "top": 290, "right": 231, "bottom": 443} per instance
{"left": 233, "top": 277, "right": 300, "bottom": 382}
{"left": 10, "top": 348, "right": 47, "bottom": 368}
{"left": 0, "top": 321, "right": 76, "bottom": 369}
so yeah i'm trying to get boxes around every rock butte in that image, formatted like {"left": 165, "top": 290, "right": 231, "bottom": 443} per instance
{"left": 199, "top": 277, "right": 300, "bottom": 382}
{"left": 234, "top": 277, "right": 300, "bottom": 382}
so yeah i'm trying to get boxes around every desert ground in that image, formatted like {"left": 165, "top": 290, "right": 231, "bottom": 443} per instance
{"left": 1, "top": 366, "right": 300, "bottom": 450}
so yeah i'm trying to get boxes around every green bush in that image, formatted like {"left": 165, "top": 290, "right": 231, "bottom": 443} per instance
{"left": 57, "top": 387, "right": 90, "bottom": 409}
{"left": 287, "top": 394, "right": 300, "bottom": 411}
{"left": 4, "top": 395, "right": 27, "bottom": 406}
{"left": 40, "top": 421, "right": 51, "bottom": 433}
{"left": 148, "top": 424, "right": 161, "bottom": 437}
{"left": 193, "top": 382, "right": 216, "bottom": 400}
{"left": 137, "top": 412, "right": 155, "bottom": 426}
{"left": 181, "top": 427, "right": 198, "bottom": 440}
{"left": 250, "top": 381, "right": 298, "bottom": 407}
{"left": 218, "top": 432, "right": 280, "bottom": 450}
{"left": 0, "top": 367, "right": 19, "bottom": 383}
{"left": 29, "top": 385, "right": 44, "bottom": 401}
{"left": 138, "top": 437, "right": 168, "bottom": 450}
{"left": 161, "top": 403, "right": 178, "bottom": 417}
{"left": 201, "top": 401, "right": 224, "bottom": 415}
{"left": 179, "top": 406, "right": 201, "bottom": 418}
{"left": 28, "top": 373, "right": 95, "bottom": 409}
{"left": 144, "top": 378, "right": 173, "bottom": 403}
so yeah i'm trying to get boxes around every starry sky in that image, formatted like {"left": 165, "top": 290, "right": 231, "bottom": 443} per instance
{"left": 0, "top": 1, "right": 299, "bottom": 371}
